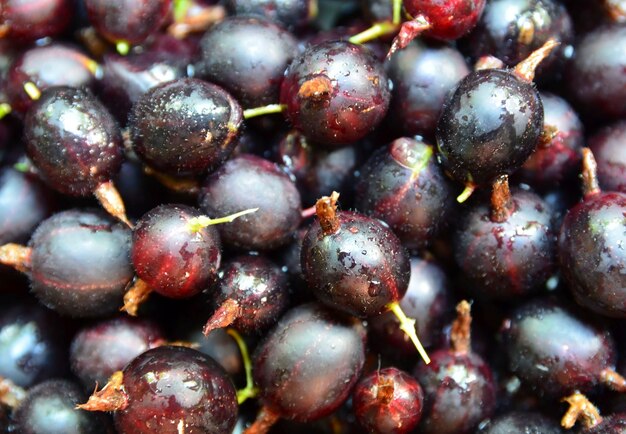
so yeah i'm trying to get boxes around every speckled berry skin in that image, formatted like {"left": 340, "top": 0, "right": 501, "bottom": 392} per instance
{"left": 29, "top": 209, "right": 134, "bottom": 317}
{"left": 501, "top": 298, "right": 617, "bottom": 397}
{"left": 24, "top": 87, "right": 123, "bottom": 197}
{"left": 559, "top": 192, "right": 626, "bottom": 318}
{"left": 114, "top": 346, "right": 238, "bottom": 434}
{"left": 590, "top": 121, "right": 626, "bottom": 194}
{"left": 129, "top": 78, "right": 243, "bottom": 177}
{"left": 84, "top": 0, "right": 172, "bottom": 45}
{"left": 436, "top": 69, "right": 543, "bottom": 186}
{"left": 280, "top": 41, "right": 391, "bottom": 146}
{"left": 355, "top": 137, "right": 456, "bottom": 250}
{"left": 252, "top": 303, "right": 366, "bottom": 422}
{"left": 454, "top": 188, "right": 556, "bottom": 299}
{"left": 1, "top": 0, "right": 73, "bottom": 42}
{"left": 225, "top": 0, "right": 316, "bottom": 30}
{"left": 404, "top": 0, "right": 486, "bottom": 40}
{"left": 301, "top": 211, "right": 411, "bottom": 318}
{"left": 414, "top": 349, "right": 496, "bottom": 434}
{"left": 478, "top": 411, "right": 564, "bottom": 434}
{"left": 353, "top": 367, "right": 424, "bottom": 434}
{"left": 195, "top": 16, "right": 299, "bottom": 108}
{"left": 132, "top": 204, "right": 221, "bottom": 299}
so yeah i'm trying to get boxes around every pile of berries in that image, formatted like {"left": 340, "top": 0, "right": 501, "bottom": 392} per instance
{"left": 0, "top": 0, "right": 625, "bottom": 433}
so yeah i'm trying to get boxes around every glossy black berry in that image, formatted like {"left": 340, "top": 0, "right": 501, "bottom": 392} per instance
{"left": 436, "top": 68, "right": 544, "bottom": 188}
{"left": 280, "top": 40, "right": 391, "bottom": 146}
{"left": 129, "top": 78, "right": 243, "bottom": 177}
{"left": 195, "top": 16, "right": 299, "bottom": 108}
{"left": 24, "top": 86, "right": 123, "bottom": 197}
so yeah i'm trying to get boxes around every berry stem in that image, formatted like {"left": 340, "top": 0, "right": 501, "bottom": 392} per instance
{"left": 490, "top": 175, "right": 515, "bottom": 223}
{"left": 393, "top": 0, "right": 402, "bottom": 24}
{"left": 408, "top": 144, "right": 433, "bottom": 181}
{"left": 600, "top": 368, "right": 626, "bottom": 392}
{"left": 0, "top": 103, "right": 11, "bottom": 120}
{"left": 0, "top": 377, "right": 26, "bottom": 408}
{"left": 94, "top": 181, "right": 133, "bottom": 228}
{"left": 76, "top": 371, "right": 129, "bottom": 412}
{"left": 537, "top": 124, "right": 559, "bottom": 149}
{"left": 116, "top": 41, "right": 131, "bottom": 56}
{"left": 387, "top": 16, "right": 431, "bottom": 59}
{"left": 513, "top": 38, "right": 559, "bottom": 82}
{"left": 581, "top": 147, "right": 601, "bottom": 198}
{"left": 301, "top": 205, "right": 317, "bottom": 219}
{"left": 0, "top": 243, "right": 32, "bottom": 273}
{"left": 457, "top": 183, "right": 476, "bottom": 203}
{"left": 173, "top": 0, "right": 191, "bottom": 22}
{"left": 561, "top": 392, "right": 603, "bottom": 429}
{"left": 203, "top": 299, "right": 241, "bottom": 335}
{"left": 121, "top": 278, "right": 153, "bottom": 316}
{"left": 474, "top": 55, "right": 505, "bottom": 71}
{"left": 243, "top": 104, "right": 286, "bottom": 119}
{"left": 348, "top": 21, "right": 399, "bottom": 45}
{"left": 386, "top": 301, "right": 430, "bottom": 364}
{"left": 168, "top": 3, "right": 226, "bottom": 39}
{"left": 187, "top": 208, "right": 259, "bottom": 233}
{"left": 298, "top": 76, "right": 333, "bottom": 102}
{"left": 605, "top": 0, "right": 626, "bottom": 22}
{"left": 450, "top": 300, "right": 472, "bottom": 354}
{"left": 23, "top": 82, "right": 41, "bottom": 101}
{"left": 226, "top": 328, "right": 259, "bottom": 405}
{"left": 315, "top": 191, "right": 341, "bottom": 236}
{"left": 243, "top": 405, "right": 281, "bottom": 434}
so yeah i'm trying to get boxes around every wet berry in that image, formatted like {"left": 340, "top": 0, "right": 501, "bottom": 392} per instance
{"left": 590, "top": 120, "right": 626, "bottom": 193}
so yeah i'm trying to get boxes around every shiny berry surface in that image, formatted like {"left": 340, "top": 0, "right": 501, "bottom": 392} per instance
{"left": 115, "top": 346, "right": 238, "bottom": 434}
{"left": 29, "top": 209, "right": 134, "bottom": 317}
{"left": 224, "top": 0, "right": 316, "bottom": 29}
{"left": 70, "top": 316, "right": 164, "bottom": 389}
{"left": 280, "top": 41, "right": 390, "bottom": 146}
{"left": 404, "top": 0, "right": 486, "bottom": 40}
{"left": 590, "top": 121, "right": 626, "bottom": 194}
{"left": 0, "top": 302, "right": 69, "bottom": 387}
{"left": 84, "top": 0, "right": 172, "bottom": 45}
{"left": 437, "top": 68, "right": 544, "bottom": 186}
{"left": 199, "top": 154, "right": 301, "bottom": 251}
{"left": 195, "top": 16, "right": 299, "bottom": 108}
{"left": 414, "top": 349, "right": 496, "bottom": 434}
{"left": 301, "top": 210, "right": 410, "bottom": 317}
{"left": 478, "top": 411, "right": 564, "bottom": 433}
{"left": 355, "top": 137, "right": 456, "bottom": 250}
{"left": 129, "top": 78, "right": 243, "bottom": 177}
{"left": 210, "top": 254, "right": 290, "bottom": 333}
{"left": 0, "top": 167, "right": 54, "bottom": 245}
{"left": 502, "top": 298, "right": 617, "bottom": 397}
{"left": 369, "top": 257, "right": 451, "bottom": 355}
{"left": 517, "top": 92, "right": 584, "bottom": 189}
{"left": 253, "top": 303, "right": 366, "bottom": 421}
{"left": 559, "top": 192, "right": 626, "bottom": 317}
{"left": 6, "top": 44, "right": 97, "bottom": 116}
{"left": 454, "top": 187, "right": 556, "bottom": 299}
{"left": 386, "top": 41, "right": 470, "bottom": 139}
{"left": 132, "top": 204, "right": 221, "bottom": 298}
{"left": 352, "top": 367, "right": 424, "bottom": 434}
{"left": 1, "top": 0, "right": 72, "bottom": 42}
{"left": 14, "top": 379, "right": 107, "bottom": 434}
{"left": 24, "top": 86, "right": 123, "bottom": 197}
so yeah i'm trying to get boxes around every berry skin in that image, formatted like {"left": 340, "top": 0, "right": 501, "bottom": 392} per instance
{"left": 280, "top": 41, "right": 391, "bottom": 146}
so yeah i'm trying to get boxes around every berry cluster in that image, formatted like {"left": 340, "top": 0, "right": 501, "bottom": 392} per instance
{"left": 0, "top": 0, "right": 625, "bottom": 433}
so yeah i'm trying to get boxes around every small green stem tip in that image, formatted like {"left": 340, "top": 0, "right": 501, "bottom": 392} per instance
{"left": 243, "top": 104, "right": 286, "bottom": 119}
{"left": 173, "top": 0, "right": 191, "bottom": 22}
{"left": 23, "top": 82, "right": 41, "bottom": 101}
{"left": 116, "top": 41, "right": 131, "bottom": 56}
{"left": 348, "top": 21, "right": 399, "bottom": 45}
{"left": 0, "top": 103, "right": 11, "bottom": 120}
{"left": 188, "top": 208, "right": 259, "bottom": 233}
{"left": 226, "top": 329, "right": 259, "bottom": 405}
{"left": 387, "top": 301, "right": 430, "bottom": 364}
{"left": 393, "top": 0, "right": 402, "bottom": 25}
{"left": 457, "top": 183, "right": 476, "bottom": 203}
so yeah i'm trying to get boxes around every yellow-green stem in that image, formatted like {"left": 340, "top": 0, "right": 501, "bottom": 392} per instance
{"left": 348, "top": 21, "right": 399, "bottom": 45}
{"left": 116, "top": 41, "right": 131, "bottom": 56}
{"left": 188, "top": 208, "right": 258, "bottom": 233}
{"left": 387, "top": 301, "right": 430, "bottom": 364}
{"left": 243, "top": 104, "right": 286, "bottom": 119}
{"left": 23, "top": 82, "right": 41, "bottom": 101}
{"left": 0, "top": 103, "right": 11, "bottom": 119}
{"left": 173, "top": 0, "right": 191, "bottom": 22}
{"left": 393, "top": 0, "right": 402, "bottom": 24}
{"left": 226, "top": 328, "right": 259, "bottom": 404}
{"left": 457, "top": 183, "right": 476, "bottom": 203}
